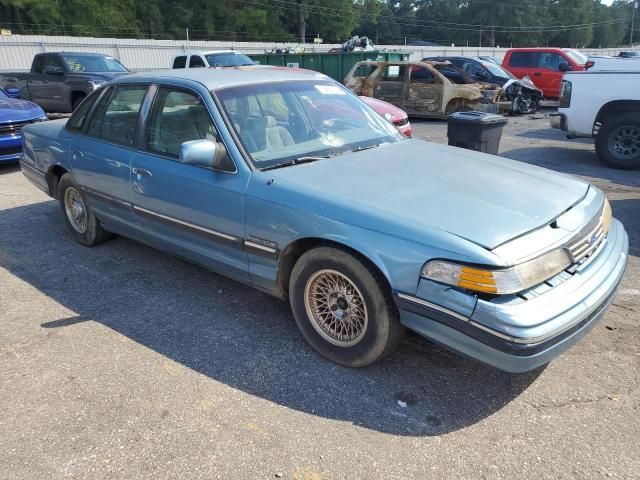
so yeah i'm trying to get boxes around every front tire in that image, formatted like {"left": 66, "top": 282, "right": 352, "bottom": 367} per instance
{"left": 289, "top": 246, "right": 404, "bottom": 367}
{"left": 58, "top": 173, "right": 112, "bottom": 246}
{"left": 596, "top": 113, "right": 640, "bottom": 169}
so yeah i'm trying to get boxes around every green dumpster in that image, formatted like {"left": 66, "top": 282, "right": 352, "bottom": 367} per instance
{"left": 248, "top": 51, "right": 410, "bottom": 82}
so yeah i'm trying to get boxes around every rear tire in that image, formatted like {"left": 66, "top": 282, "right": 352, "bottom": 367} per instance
{"left": 595, "top": 113, "right": 640, "bottom": 169}
{"left": 58, "top": 173, "right": 112, "bottom": 246}
{"left": 289, "top": 246, "right": 404, "bottom": 367}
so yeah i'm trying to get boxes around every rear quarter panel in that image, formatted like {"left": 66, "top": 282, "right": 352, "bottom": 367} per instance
{"left": 21, "top": 119, "right": 71, "bottom": 192}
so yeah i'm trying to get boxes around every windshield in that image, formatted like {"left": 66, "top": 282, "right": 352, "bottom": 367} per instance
{"left": 481, "top": 61, "right": 515, "bottom": 79}
{"left": 563, "top": 49, "right": 588, "bottom": 65}
{"left": 205, "top": 52, "right": 255, "bottom": 67}
{"left": 61, "top": 55, "right": 129, "bottom": 73}
{"left": 215, "top": 81, "right": 403, "bottom": 169}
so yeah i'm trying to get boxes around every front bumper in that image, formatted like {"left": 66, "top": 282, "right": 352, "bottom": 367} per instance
{"left": 395, "top": 219, "right": 628, "bottom": 372}
{"left": 0, "top": 132, "right": 23, "bottom": 163}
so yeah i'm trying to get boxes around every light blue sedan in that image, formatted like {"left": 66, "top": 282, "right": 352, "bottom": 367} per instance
{"left": 20, "top": 67, "right": 628, "bottom": 372}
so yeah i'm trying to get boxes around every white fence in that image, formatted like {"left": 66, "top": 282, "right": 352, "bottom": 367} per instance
{"left": 0, "top": 34, "right": 631, "bottom": 71}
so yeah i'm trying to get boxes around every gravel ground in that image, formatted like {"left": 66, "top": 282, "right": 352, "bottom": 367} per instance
{"left": 1, "top": 112, "right": 639, "bottom": 480}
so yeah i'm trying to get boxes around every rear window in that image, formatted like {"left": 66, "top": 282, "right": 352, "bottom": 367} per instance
{"left": 508, "top": 52, "right": 539, "bottom": 68}
{"left": 173, "top": 56, "right": 187, "bottom": 69}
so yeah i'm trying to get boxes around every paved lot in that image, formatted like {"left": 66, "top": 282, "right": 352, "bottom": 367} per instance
{"left": 1, "top": 113, "right": 639, "bottom": 480}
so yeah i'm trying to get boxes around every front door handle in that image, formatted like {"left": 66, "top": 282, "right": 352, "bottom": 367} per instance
{"left": 533, "top": 72, "right": 542, "bottom": 77}
{"left": 132, "top": 167, "right": 152, "bottom": 177}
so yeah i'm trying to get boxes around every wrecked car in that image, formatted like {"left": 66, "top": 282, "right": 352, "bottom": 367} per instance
{"left": 344, "top": 60, "right": 503, "bottom": 119}
{"left": 424, "top": 56, "right": 542, "bottom": 114}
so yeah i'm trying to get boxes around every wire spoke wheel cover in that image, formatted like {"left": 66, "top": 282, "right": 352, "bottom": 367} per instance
{"left": 304, "top": 269, "right": 369, "bottom": 347}
{"left": 608, "top": 125, "right": 640, "bottom": 160}
{"left": 64, "top": 186, "right": 88, "bottom": 234}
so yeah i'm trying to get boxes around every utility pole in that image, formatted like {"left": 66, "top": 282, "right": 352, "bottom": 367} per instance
{"left": 632, "top": 1, "right": 638, "bottom": 48}
{"left": 297, "top": 0, "right": 305, "bottom": 44}
{"left": 186, "top": 28, "right": 190, "bottom": 53}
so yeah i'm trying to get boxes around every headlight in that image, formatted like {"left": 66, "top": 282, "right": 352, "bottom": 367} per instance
{"left": 422, "top": 197, "right": 613, "bottom": 295}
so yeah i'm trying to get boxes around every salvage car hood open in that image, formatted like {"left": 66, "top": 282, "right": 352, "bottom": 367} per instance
{"left": 264, "top": 139, "right": 588, "bottom": 249}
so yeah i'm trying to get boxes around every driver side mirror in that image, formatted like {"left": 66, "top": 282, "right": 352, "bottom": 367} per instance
{"left": 43, "top": 65, "right": 64, "bottom": 75}
{"left": 179, "top": 139, "right": 235, "bottom": 172}
{"left": 558, "top": 63, "right": 572, "bottom": 72}
{"left": 474, "top": 71, "right": 488, "bottom": 80}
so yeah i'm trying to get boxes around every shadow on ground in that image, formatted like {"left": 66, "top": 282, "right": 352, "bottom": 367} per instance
{"left": 0, "top": 200, "right": 542, "bottom": 437}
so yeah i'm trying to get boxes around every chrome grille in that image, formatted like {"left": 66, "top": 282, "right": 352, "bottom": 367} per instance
{"left": 567, "top": 203, "right": 607, "bottom": 264}
{"left": 0, "top": 120, "right": 31, "bottom": 135}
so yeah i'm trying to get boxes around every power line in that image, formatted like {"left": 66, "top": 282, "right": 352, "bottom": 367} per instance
{"left": 238, "top": 0, "right": 631, "bottom": 32}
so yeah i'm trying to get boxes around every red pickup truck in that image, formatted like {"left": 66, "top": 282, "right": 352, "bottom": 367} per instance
{"left": 502, "top": 48, "right": 591, "bottom": 99}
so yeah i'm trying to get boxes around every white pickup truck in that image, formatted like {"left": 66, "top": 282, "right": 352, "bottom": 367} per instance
{"left": 171, "top": 50, "right": 255, "bottom": 69}
{"left": 550, "top": 70, "right": 640, "bottom": 169}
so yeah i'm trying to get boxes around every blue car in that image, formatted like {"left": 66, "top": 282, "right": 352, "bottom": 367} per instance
{"left": 0, "top": 88, "right": 46, "bottom": 164}
{"left": 19, "top": 68, "right": 628, "bottom": 372}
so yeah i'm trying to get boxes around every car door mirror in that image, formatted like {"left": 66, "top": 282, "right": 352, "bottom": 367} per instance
{"left": 43, "top": 65, "right": 64, "bottom": 75}
{"left": 474, "top": 70, "right": 488, "bottom": 80}
{"left": 179, "top": 139, "right": 235, "bottom": 172}
{"left": 558, "top": 63, "right": 572, "bottom": 72}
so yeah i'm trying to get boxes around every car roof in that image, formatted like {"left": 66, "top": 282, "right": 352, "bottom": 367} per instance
{"left": 116, "top": 66, "right": 332, "bottom": 90}
{"left": 39, "top": 51, "right": 113, "bottom": 57}
{"left": 172, "top": 50, "right": 243, "bottom": 57}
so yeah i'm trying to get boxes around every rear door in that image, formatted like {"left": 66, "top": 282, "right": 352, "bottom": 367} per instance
{"left": 69, "top": 84, "right": 149, "bottom": 231}
{"left": 129, "top": 85, "right": 249, "bottom": 282}
{"left": 404, "top": 65, "right": 443, "bottom": 115}
{"left": 373, "top": 64, "right": 407, "bottom": 109}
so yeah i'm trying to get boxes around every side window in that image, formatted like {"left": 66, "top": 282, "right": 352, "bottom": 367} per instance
{"left": 461, "top": 61, "right": 483, "bottom": 77}
{"left": 66, "top": 88, "right": 103, "bottom": 131}
{"left": 409, "top": 66, "right": 436, "bottom": 84}
{"left": 538, "top": 53, "right": 564, "bottom": 71}
{"left": 353, "top": 64, "right": 375, "bottom": 78}
{"left": 45, "top": 55, "right": 65, "bottom": 70}
{"left": 381, "top": 65, "right": 406, "bottom": 81}
{"left": 147, "top": 88, "right": 217, "bottom": 158}
{"left": 32, "top": 55, "right": 44, "bottom": 74}
{"left": 508, "top": 52, "right": 539, "bottom": 68}
{"left": 189, "top": 55, "right": 205, "bottom": 68}
{"left": 86, "top": 85, "right": 148, "bottom": 146}
{"left": 173, "top": 56, "right": 187, "bottom": 69}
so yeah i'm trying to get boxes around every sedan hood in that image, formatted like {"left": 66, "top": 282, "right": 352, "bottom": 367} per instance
{"left": 0, "top": 98, "right": 44, "bottom": 123}
{"left": 266, "top": 140, "right": 588, "bottom": 249}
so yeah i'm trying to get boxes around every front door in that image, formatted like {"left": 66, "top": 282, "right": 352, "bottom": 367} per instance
{"left": 535, "top": 52, "right": 567, "bottom": 99}
{"left": 130, "top": 86, "right": 249, "bottom": 282}
{"left": 29, "top": 54, "right": 68, "bottom": 112}
{"left": 373, "top": 64, "right": 407, "bottom": 109}
{"left": 404, "top": 65, "right": 443, "bottom": 115}
{"left": 70, "top": 84, "right": 149, "bottom": 231}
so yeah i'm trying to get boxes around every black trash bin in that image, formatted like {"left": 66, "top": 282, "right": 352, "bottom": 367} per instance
{"left": 447, "top": 111, "right": 508, "bottom": 155}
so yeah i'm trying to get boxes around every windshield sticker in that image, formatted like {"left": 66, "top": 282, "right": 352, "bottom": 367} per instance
{"left": 315, "top": 85, "right": 346, "bottom": 95}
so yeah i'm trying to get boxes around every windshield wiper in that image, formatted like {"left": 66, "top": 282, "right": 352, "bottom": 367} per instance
{"left": 260, "top": 154, "right": 333, "bottom": 171}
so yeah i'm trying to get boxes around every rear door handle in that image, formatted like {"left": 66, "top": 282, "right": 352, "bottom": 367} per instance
{"left": 533, "top": 72, "right": 542, "bottom": 77}
{"left": 132, "top": 167, "right": 152, "bottom": 177}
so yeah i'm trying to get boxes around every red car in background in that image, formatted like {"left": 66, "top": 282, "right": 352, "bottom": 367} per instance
{"left": 360, "top": 95, "right": 412, "bottom": 137}
{"left": 502, "top": 48, "right": 591, "bottom": 99}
